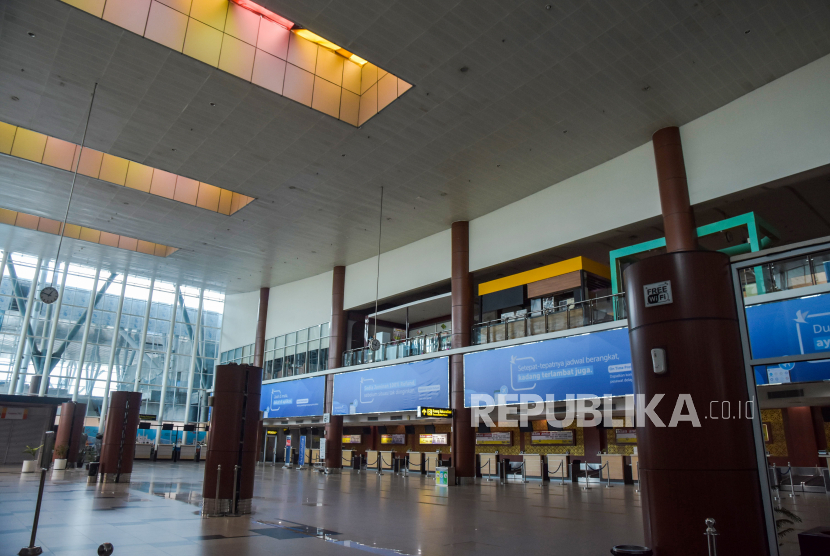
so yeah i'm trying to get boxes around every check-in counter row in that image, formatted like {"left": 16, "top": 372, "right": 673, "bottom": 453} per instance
{"left": 347, "top": 450, "right": 446, "bottom": 473}
{"left": 478, "top": 453, "right": 639, "bottom": 482}
{"left": 133, "top": 444, "right": 202, "bottom": 461}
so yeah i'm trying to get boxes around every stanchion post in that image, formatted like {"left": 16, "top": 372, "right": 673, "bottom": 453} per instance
{"left": 214, "top": 465, "right": 222, "bottom": 515}
{"left": 582, "top": 463, "right": 591, "bottom": 491}
{"left": 231, "top": 465, "right": 239, "bottom": 516}
{"left": 788, "top": 461, "right": 798, "bottom": 498}
{"left": 604, "top": 462, "right": 613, "bottom": 489}
{"left": 704, "top": 518, "right": 718, "bottom": 556}
{"left": 19, "top": 467, "right": 47, "bottom": 556}
{"left": 636, "top": 462, "right": 640, "bottom": 493}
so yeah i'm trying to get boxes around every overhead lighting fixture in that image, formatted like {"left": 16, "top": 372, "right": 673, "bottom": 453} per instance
{"left": 230, "top": 0, "right": 293, "bottom": 29}
{"left": 293, "top": 29, "right": 341, "bottom": 52}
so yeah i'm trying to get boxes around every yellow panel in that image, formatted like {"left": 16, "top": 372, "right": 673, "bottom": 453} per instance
{"left": 62, "top": 223, "right": 82, "bottom": 240}
{"left": 118, "top": 236, "right": 138, "bottom": 251}
{"left": 217, "top": 188, "right": 233, "bottom": 215}
{"left": 166, "top": 246, "right": 179, "bottom": 256}
{"left": 11, "top": 128, "right": 48, "bottom": 163}
{"left": 42, "top": 137, "right": 78, "bottom": 171}
{"left": 224, "top": 1, "right": 259, "bottom": 45}
{"left": 342, "top": 60, "right": 361, "bottom": 95}
{"left": 79, "top": 227, "right": 101, "bottom": 243}
{"left": 377, "top": 67, "right": 388, "bottom": 80}
{"left": 144, "top": 1, "right": 189, "bottom": 52}
{"left": 257, "top": 18, "right": 289, "bottom": 59}
{"left": 0, "top": 208, "right": 17, "bottom": 226}
{"left": 286, "top": 33, "right": 318, "bottom": 73}
{"left": 99, "top": 154, "right": 130, "bottom": 186}
{"left": 15, "top": 213, "right": 40, "bottom": 230}
{"left": 103, "top": 0, "right": 152, "bottom": 36}
{"left": 311, "top": 76, "right": 341, "bottom": 119}
{"left": 150, "top": 169, "right": 177, "bottom": 199}
{"left": 377, "top": 72, "right": 397, "bottom": 112}
{"left": 154, "top": 244, "right": 168, "bottom": 257}
{"left": 282, "top": 64, "right": 314, "bottom": 107}
{"left": 230, "top": 192, "right": 243, "bottom": 214}
{"left": 314, "top": 47, "right": 343, "bottom": 86}
{"left": 137, "top": 241, "right": 156, "bottom": 255}
{"left": 156, "top": 0, "right": 191, "bottom": 14}
{"left": 189, "top": 0, "right": 228, "bottom": 31}
{"left": 125, "top": 162, "right": 154, "bottom": 192}
{"left": 182, "top": 18, "right": 223, "bottom": 67}
{"left": 99, "top": 231, "right": 120, "bottom": 247}
{"left": 478, "top": 257, "right": 611, "bottom": 296}
{"left": 61, "top": 0, "right": 106, "bottom": 18}
{"left": 196, "top": 183, "right": 221, "bottom": 212}
{"left": 398, "top": 78, "right": 412, "bottom": 96}
{"left": 360, "top": 63, "right": 378, "bottom": 94}
{"left": 251, "top": 50, "right": 286, "bottom": 94}
{"left": 339, "top": 89, "right": 359, "bottom": 126}
{"left": 37, "top": 218, "right": 62, "bottom": 235}
{"left": 0, "top": 122, "right": 17, "bottom": 154}
{"left": 76, "top": 148, "right": 104, "bottom": 178}
{"left": 218, "top": 34, "right": 256, "bottom": 80}
{"left": 358, "top": 84, "right": 377, "bottom": 126}
{"left": 174, "top": 176, "right": 199, "bottom": 204}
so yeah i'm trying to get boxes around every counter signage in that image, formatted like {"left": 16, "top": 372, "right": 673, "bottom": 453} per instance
{"left": 416, "top": 406, "right": 453, "bottom": 418}
{"left": 332, "top": 357, "right": 449, "bottom": 415}
{"left": 261, "top": 375, "right": 325, "bottom": 418}
{"left": 139, "top": 414, "right": 157, "bottom": 421}
{"left": 0, "top": 407, "right": 27, "bottom": 420}
{"left": 381, "top": 434, "right": 406, "bottom": 445}
{"left": 266, "top": 430, "right": 277, "bottom": 436}
{"left": 644, "top": 280, "right": 673, "bottom": 307}
{"left": 341, "top": 435, "right": 362, "bottom": 444}
{"left": 531, "top": 430, "right": 574, "bottom": 445}
{"left": 475, "top": 432, "right": 512, "bottom": 445}
{"left": 614, "top": 428, "right": 637, "bottom": 444}
{"left": 419, "top": 434, "right": 448, "bottom": 445}
{"left": 464, "top": 327, "right": 633, "bottom": 407}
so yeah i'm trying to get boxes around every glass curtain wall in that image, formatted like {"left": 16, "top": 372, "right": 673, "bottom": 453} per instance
{"left": 0, "top": 250, "right": 224, "bottom": 422}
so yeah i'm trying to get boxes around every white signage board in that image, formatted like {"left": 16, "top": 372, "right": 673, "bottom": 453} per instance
{"left": 644, "top": 280, "right": 673, "bottom": 307}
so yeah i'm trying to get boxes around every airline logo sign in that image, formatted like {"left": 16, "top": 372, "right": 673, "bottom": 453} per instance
{"left": 644, "top": 281, "right": 673, "bottom": 307}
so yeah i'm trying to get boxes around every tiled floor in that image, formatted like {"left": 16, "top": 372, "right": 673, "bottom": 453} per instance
{"left": 0, "top": 462, "right": 825, "bottom": 555}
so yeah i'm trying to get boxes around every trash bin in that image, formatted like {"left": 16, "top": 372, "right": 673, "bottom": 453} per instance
{"left": 436, "top": 466, "right": 455, "bottom": 486}
{"left": 611, "top": 546, "right": 652, "bottom": 555}
{"left": 88, "top": 462, "right": 99, "bottom": 477}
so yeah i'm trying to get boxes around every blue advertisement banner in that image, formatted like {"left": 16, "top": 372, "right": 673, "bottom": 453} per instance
{"left": 332, "top": 357, "right": 449, "bottom": 415}
{"left": 260, "top": 375, "right": 325, "bottom": 418}
{"left": 463, "top": 327, "right": 633, "bottom": 407}
{"left": 298, "top": 436, "right": 306, "bottom": 466}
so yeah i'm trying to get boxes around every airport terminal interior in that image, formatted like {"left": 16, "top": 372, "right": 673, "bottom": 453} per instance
{"left": 2, "top": 1, "right": 830, "bottom": 555}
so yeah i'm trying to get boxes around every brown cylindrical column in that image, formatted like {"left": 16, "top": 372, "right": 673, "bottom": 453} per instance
{"left": 202, "top": 364, "right": 262, "bottom": 516}
{"left": 324, "top": 266, "right": 347, "bottom": 471}
{"left": 652, "top": 127, "right": 697, "bottom": 253}
{"left": 253, "top": 287, "right": 269, "bottom": 368}
{"left": 451, "top": 221, "right": 475, "bottom": 481}
{"left": 54, "top": 402, "right": 87, "bottom": 466}
{"left": 98, "top": 391, "right": 142, "bottom": 482}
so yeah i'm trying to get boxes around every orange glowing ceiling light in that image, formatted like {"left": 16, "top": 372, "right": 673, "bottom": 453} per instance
{"left": 230, "top": 0, "right": 294, "bottom": 29}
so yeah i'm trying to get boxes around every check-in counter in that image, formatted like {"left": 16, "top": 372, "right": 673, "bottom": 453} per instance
{"left": 523, "top": 454, "right": 543, "bottom": 480}
{"left": 179, "top": 445, "right": 197, "bottom": 460}
{"left": 424, "top": 452, "right": 439, "bottom": 474}
{"left": 630, "top": 455, "right": 639, "bottom": 481}
{"left": 342, "top": 449, "right": 353, "bottom": 468}
{"left": 135, "top": 444, "right": 152, "bottom": 460}
{"left": 366, "top": 450, "right": 379, "bottom": 470}
{"left": 311, "top": 448, "right": 320, "bottom": 465}
{"left": 546, "top": 454, "right": 569, "bottom": 480}
{"left": 408, "top": 451, "right": 423, "bottom": 473}
{"left": 380, "top": 451, "right": 395, "bottom": 470}
{"left": 601, "top": 454, "right": 625, "bottom": 481}
{"left": 479, "top": 453, "right": 498, "bottom": 477}
{"left": 156, "top": 445, "right": 174, "bottom": 460}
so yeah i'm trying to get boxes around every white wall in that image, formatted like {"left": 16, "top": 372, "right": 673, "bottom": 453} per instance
{"left": 264, "top": 270, "right": 333, "bottom": 339}
{"left": 219, "top": 290, "right": 260, "bottom": 353}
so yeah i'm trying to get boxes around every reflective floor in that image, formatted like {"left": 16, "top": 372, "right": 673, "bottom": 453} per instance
{"left": 0, "top": 462, "right": 826, "bottom": 555}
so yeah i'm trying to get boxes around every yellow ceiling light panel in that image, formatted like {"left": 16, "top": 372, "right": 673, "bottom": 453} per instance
{"left": 1, "top": 120, "right": 255, "bottom": 216}
{"left": 478, "top": 257, "right": 612, "bottom": 296}
{"left": 58, "top": 0, "right": 412, "bottom": 125}
{"left": 0, "top": 206, "right": 179, "bottom": 257}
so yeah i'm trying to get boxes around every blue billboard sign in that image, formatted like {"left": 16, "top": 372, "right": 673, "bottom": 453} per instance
{"left": 463, "top": 327, "right": 633, "bottom": 407}
{"left": 745, "top": 292, "right": 830, "bottom": 385}
{"left": 260, "top": 375, "right": 325, "bottom": 418}
{"left": 332, "top": 357, "right": 449, "bottom": 415}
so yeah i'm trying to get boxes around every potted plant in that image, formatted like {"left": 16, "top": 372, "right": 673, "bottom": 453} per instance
{"left": 21, "top": 445, "right": 42, "bottom": 473}
{"left": 54, "top": 444, "right": 68, "bottom": 470}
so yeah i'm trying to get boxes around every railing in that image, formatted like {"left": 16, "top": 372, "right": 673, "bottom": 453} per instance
{"left": 472, "top": 293, "right": 626, "bottom": 345}
{"left": 342, "top": 331, "right": 451, "bottom": 367}
{"left": 738, "top": 248, "right": 830, "bottom": 297}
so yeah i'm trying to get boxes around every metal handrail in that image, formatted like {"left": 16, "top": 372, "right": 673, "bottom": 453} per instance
{"left": 343, "top": 330, "right": 452, "bottom": 366}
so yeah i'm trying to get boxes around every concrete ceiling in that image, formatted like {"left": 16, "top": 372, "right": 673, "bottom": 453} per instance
{"left": 1, "top": 0, "right": 829, "bottom": 294}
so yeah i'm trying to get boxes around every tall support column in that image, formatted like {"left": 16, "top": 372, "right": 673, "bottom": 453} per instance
{"left": 451, "top": 222, "right": 475, "bottom": 482}
{"left": 99, "top": 274, "right": 129, "bottom": 433}
{"left": 253, "top": 287, "right": 269, "bottom": 368}
{"left": 40, "top": 263, "right": 69, "bottom": 396}
{"left": 623, "top": 127, "right": 771, "bottom": 555}
{"left": 0, "top": 250, "right": 8, "bottom": 291}
{"left": 9, "top": 256, "right": 43, "bottom": 394}
{"left": 98, "top": 391, "right": 141, "bottom": 483}
{"left": 202, "top": 364, "right": 261, "bottom": 516}
{"left": 54, "top": 401, "right": 87, "bottom": 466}
{"left": 324, "top": 266, "right": 346, "bottom": 472}
{"left": 155, "top": 284, "right": 179, "bottom": 448}
{"left": 133, "top": 278, "right": 155, "bottom": 392}
{"left": 183, "top": 290, "right": 204, "bottom": 429}
{"left": 73, "top": 267, "right": 100, "bottom": 402}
